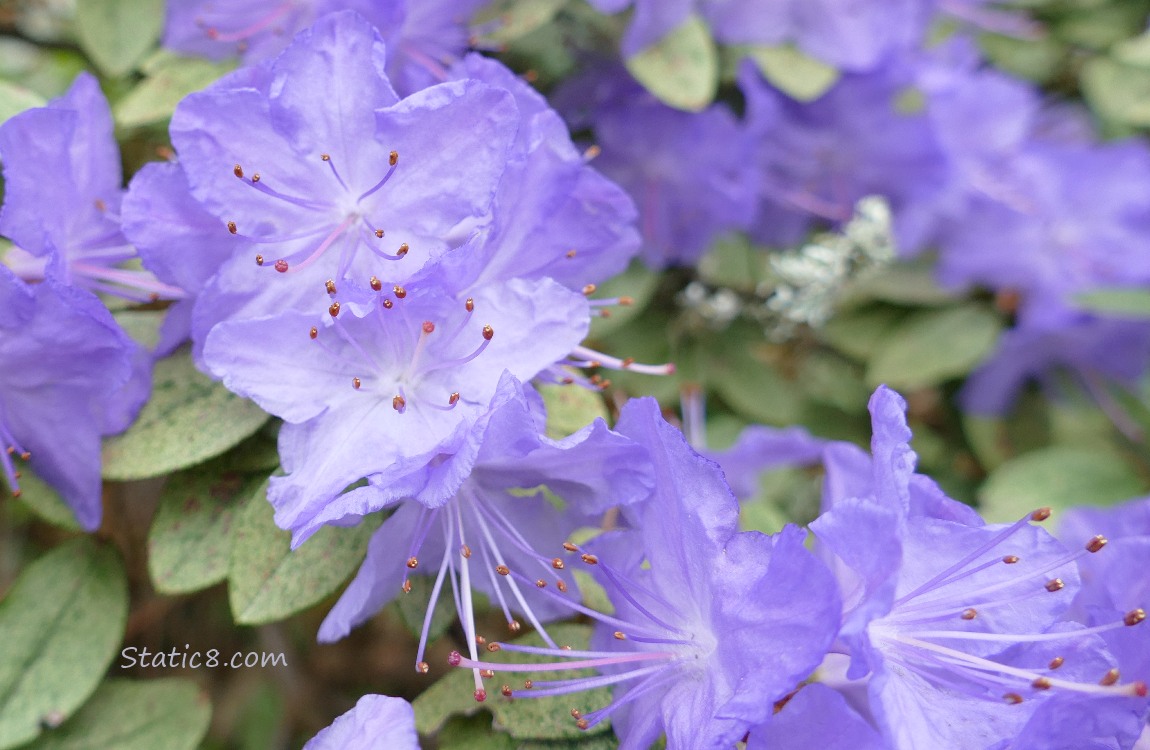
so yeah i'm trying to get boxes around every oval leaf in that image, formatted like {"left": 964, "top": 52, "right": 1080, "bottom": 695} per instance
{"left": 102, "top": 348, "right": 269, "bottom": 481}
{"left": 0, "top": 539, "right": 128, "bottom": 749}
{"left": 747, "top": 44, "right": 839, "bottom": 102}
{"left": 12, "top": 467, "right": 82, "bottom": 531}
{"left": 75, "top": 0, "right": 165, "bottom": 77}
{"left": 867, "top": 305, "right": 1002, "bottom": 389}
{"left": 114, "top": 52, "right": 235, "bottom": 129}
{"left": 538, "top": 383, "right": 608, "bottom": 438}
{"left": 625, "top": 15, "right": 718, "bottom": 112}
{"left": 33, "top": 678, "right": 210, "bottom": 750}
{"left": 228, "top": 482, "right": 379, "bottom": 625}
{"left": 473, "top": 0, "right": 568, "bottom": 45}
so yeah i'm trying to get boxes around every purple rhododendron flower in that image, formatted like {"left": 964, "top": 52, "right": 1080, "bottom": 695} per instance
{"left": 0, "top": 266, "right": 148, "bottom": 530}
{"left": 0, "top": 73, "right": 184, "bottom": 304}
{"left": 318, "top": 374, "right": 653, "bottom": 682}
{"left": 303, "top": 694, "right": 418, "bottom": 750}
{"left": 204, "top": 277, "right": 590, "bottom": 538}
{"left": 169, "top": 11, "right": 519, "bottom": 341}
{"left": 810, "top": 386, "right": 1148, "bottom": 749}
{"left": 164, "top": 0, "right": 484, "bottom": 95}
{"left": 747, "top": 682, "right": 887, "bottom": 750}
{"left": 455, "top": 398, "right": 840, "bottom": 748}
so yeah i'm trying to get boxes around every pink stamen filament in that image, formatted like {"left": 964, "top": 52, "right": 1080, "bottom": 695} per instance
{"left": 450, "top": 506, "right": 485, "bottom": 694}
{"left": 69, "top": 262, "right": 187, "bottom": 301}
{"left": 569, "top": 345, "right": 674, "bottom": 376}
{"left": 519, "top": 664, "right": 670, "bottom": 697}
{"left": 455, "top": 651, "right": 673, "bottom": 673}
{"left": 279, "top": 214, "right": 357, "bottom": 274}
{"left": 907, "top": 618, "right": 1138, "bottom": 644}
{"left": 204, "top": 3, "right": 295, "bottom": 42}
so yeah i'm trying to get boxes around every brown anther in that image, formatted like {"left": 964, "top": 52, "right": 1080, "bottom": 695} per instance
{"left": 328, "top": 301, "right": 341, "bottom": 318}
{"left": 496, "top": 565, "right": 510, "bottom": 576}
{"left": 321, "top": 154, "right": 331, "bottom": 162}
{"left": 535, "top": 579, "right": 547, "bottom": 588}
{"left": 251, "top": 174, "right": 260, "bottom": 183}
{"left": 1031, "top": 677, "right": 1052, "bottom": 690}
{"left": 325, "top": 279, "right": 337, "bottom": 294}
{"left": 393, "top": 285, "right": 407, "bottom": 299}
{"left": 449, "top": 392, "right": 460, "bottom": 406}
{"left": 508, "top": 620, "right": 521, "bottom": 633}
{"left": 482, "top": 325, "right": 494, "bottom": 341}
{"left": 383, "top": 299, "right": 394, "bottom": 309}
{"left": 475, "top": 635, "right": 486, "bottom": 645}
{"left": 524, "top": 679, "right": 533, "bottom": 689}
{"left": 556, "top": 580, "right": 568, "bottom": 593}
{"left": 1003, "top": 693, "right": 1024, "bottom": 705}
{"left": 566, "top": 250, "right": 577, "bottom": 258}
{"left": 613, "top": 631, "right": 626, "bottom": 640}
{"left": 1086, "top": 535, "right": 1108, "bottom": 553}
{"left": 480, "top": 669, "right": 495, "bottom": 679}
{"left": 619, "top": 296, "right": 634, "bottom": 306}
{"left": 1045, "top": 578, "right": 1065, "bottom": 592}
{"left": 1049, "top": 656, "right": 1065, "bottom": 669}
{"left": 1136, "top": 682, "right": 1149, "bottom": 698}
{"left": 402, "top": 579, "right": 412, "bottom": 594}
{"left": 374, "top": 228, "right": 384, "bottom": 238}
{"left": 155, "top": 145, "right": 174, "bottom": 160}
{"left": 397, "top": 243, "right": 409, "bottom": 256}
{"left": 961, "top": 608, "right": 977, "bottom": 620}
{"left": 12, "top": 489, "right": 21, "bottom": 498}
{"left": 1031, "top": 507, "right": 1052, "bottom": 522}
{"left": 487, "top": 642, "right": 501, "bottom": 652}
{"left": 94, "top": 198, "right": 107, "bottom": 211}
{"left": 590, "top": 375, "right": 603, "bottom": 385}
{"left": 465, "top": 298, "right": 475, "bottom": 312}
{"left": 501, "top": 685, "right": 513, "bottom": 697}
{"left": 551, "top": 558, "right": 565, "bottom": 570}
{"left": 583, "top": 144, "right": 601, "bottom": 159}
{"left": 233, "top": 164, "right": 243, "bottom": 178}
{"left": 417, "top": 661, "right": 429, "bottom": 674}
{"left": 389, "top": 150, "right": 398, "bottom": 166}
{"left": 274, "top": 259, "right": 289, "bottom": 273}
{"left": 406, "top": 556, "right": 418, "bottom": 569}
{"left": 621, "top": 357, "right": 635, "bottom": 368}
{"left": 598, "top": 309, "right": 612, "bottom": 319}
{"left": 563, "top": 542, "right": 578, "bottom": 552}
{"left": 5, "top": 447, "right": 12, "bottom": 455}
{"left": 460, "top": 544, "right": 471, "bottom": 558}
{"left": 1125, "top": 608, "right": 1146, "bottom": 626}
{"left": 1002, "top": 555, "right": 1020, "bottom": 564}
{"left": 576, "top": 719, "right": 589, "bottom": 730}
{"left": 227, "top": 221, "right": 238, "bottom": 234}
{"left": 474, "top": 689, "right": 487, "bottom": 703}
{"left": 369, "top": 276, "right": 382, "bottom": 291}
{"left": 561, "top": 645, "right": 573, "bottom": 651}
{"left": 1100, "top": 668, "right": 1121, "bottom": 686}
{"left": 255, "top": 254, "right": 264, "bottom": 265}
{"left": 17, "top": 452, "right": 28, "bottom": 462}
{"left": 422, "top": 321, "right": 435, "bottom": 334}
{"left": 352, "top": 377, "right": 361, "bottom": 390}
{"left": 581, "top": 554, "right": 598, "bottom": 565}
{"left": 582, "top": 284, "right": 597, "bottom": 296}
{"left": 448, "top": 651, "right": 462, "bottom": 666}
{"left": 570, "top": 709, "right": 582, "bottom": 719}
{"left": 392, "top": 395, "right": 406, "bottom": 411}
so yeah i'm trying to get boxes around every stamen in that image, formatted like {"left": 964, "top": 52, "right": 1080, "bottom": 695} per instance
{"left": 357, "top": 151, "right": 400, "bottom": 201}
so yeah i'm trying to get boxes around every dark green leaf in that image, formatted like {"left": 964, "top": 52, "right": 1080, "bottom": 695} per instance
{"left": 228, "top": 482, "right": 379, "bottom": 625}
{"left": 101, "top": 347, "right": 269, "bottom": 480}
{"left": 625, "top": 16, "right": 718, "bottom": 112}
{"left": 866, "top": 305, "right": 1002, "bottom": 389}
{"left": 438, "top": 713, "right": 516, "bottom": 750}
{"left": 0, "top": 539, "right": 127, "bottom": 749}
{"left": 75, "top": 0, "right": 165, "bottom": 77}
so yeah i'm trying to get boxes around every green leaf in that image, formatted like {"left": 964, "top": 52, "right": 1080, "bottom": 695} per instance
{"left": 980, "top": 444, "right": 1146, "bottom": 523}
{"left": 705, "top": 325, "right": 802, "bottom": 425}
{"left": 473, "top": 0, "right": 569, "bottom": 45}
{"left": 625, "top": 15, "right": 718, "bottom": 112}
{"left": 978, "top": 32, "right": 1065, "bottom": 84}
{"left": 437, "top": 713, "right": 516, "bottom": 750}
{"left": 1081, "top": 56, "right": 1150, "bottom": 127}
{"left": 114, "top": 52, "right": 235, "bottom": 128}
{"left": 746, "top": 44, "right": 839, "bottom": 102}
{"left": 414, "top": 624, "right": 611, "bottom": 740}
{"left": 148, "top": 459, "right": 268, "bottom": 595}
{"left": 111, "top": 309, "right": 166, "bottom": 351}
{"left": 0, "top": 539, "right": 128, "bottom": 749}
{"left": 538, "top": 383, "right": 608, "bottom": 438}
{"left": 587, "top": 260, "right": 661, "bottom": 337}
{"left": 1074, "top": 288, "right": 1150, "bottom": 317}
{"left": 33, "top": 678, "right": 210, "bottom": 750}
{"left": 843, "top": 258, "right": 957, "bottom": 307}
{"left": 819, "top": 306, "right": 905, "bottom": 363}
{"left": 696, "top": 234, "right": 770, "bottom": 292}
{"left": 13, "top": 468, "right": 81, "bottom": 531}
{"left": 392, "top": 575, "right": 459, "bottom": 644}
{"left": 0, "top": 81, "right": 45, "bottom": 126}
{"left": 75, "top": 0, "right": 165, "bottom": 77}
{"left": 101, "top": 347, "right": 269, "bottom": 481}
{"left": 866, "top": 305, "right": 1002, "bottom": 389}
{"left": 228, "top": 482, "right": 378, "bottom": 625}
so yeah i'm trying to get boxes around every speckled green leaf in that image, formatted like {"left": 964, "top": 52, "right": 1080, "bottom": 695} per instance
{"left": 625, "top": 15, "right": 718, "bottom": 112}
{"left": 393, "top": 575, "right": 459, "bottom": 643}
{"left": 438, "top": 713, "right": 516, "bottom": 750}
{"left": 32, "top": 678, "right": 210, "bottom": 750}
{"left": 0, "top": 539, "right": 128, "bottom": 749}
{"left": 12, "top": 467, "right": 81, "bottom": 531}
{"left": 980, "top": 444, "right": 1145, "bottom": 523}
{"left": 414, "top": 624, "right": 611, "bottom": 740}
{"left": 114, "top": 52, "right": 235, "bottom": 128}
{"left": 101, "top": 347, "right": 269, "bottom": 481}
{"left": 539, "top": 383, "right": 609, "bottom": 438}
{"left": 867, "top": 305, "right": 1002, "bottom": 389}
{"left": 747, "top": 44, "right": 839, "bottom": 102}
{"left": 75, "top": 0, "right": 164, "bottom": 77}
{"left": 148, "top": 458, "right": 268, "bottom": 594}
{"left": 228, "top": 482, "right": 379, "bottom": 625}
{"left": 0, "top": 81, "right": 44, "bottom": 125}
